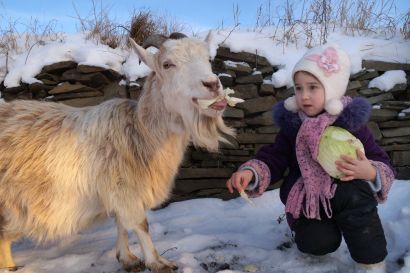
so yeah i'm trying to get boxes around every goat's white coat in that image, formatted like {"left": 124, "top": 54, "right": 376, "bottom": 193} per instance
{"left": 0, "top": 36, "right": 234, "bottom": 273}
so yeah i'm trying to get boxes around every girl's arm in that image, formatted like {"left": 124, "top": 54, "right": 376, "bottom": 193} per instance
{"left": 237, "top": 130, "right": 293, "bottom": 197}
{"left": 339, "top": 126, "right": 395, "bottom": 202}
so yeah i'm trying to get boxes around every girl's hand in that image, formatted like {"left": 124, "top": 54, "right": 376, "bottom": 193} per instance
{"left": 226, "top": 169, "right": 254, "bottom": 193}
{"left": 335, "top": 149, "right": 376, "bottom": 182}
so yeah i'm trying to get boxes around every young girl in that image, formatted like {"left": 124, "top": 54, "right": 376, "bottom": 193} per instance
{"left": 226, "top": 45, "right": 395, "bottom": 273}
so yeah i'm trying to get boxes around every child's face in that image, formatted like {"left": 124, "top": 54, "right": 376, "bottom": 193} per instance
{"left": 294, "top": 71, "right": 325, "bottom": 117}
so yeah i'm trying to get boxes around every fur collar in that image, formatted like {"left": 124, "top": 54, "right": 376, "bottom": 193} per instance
{"left": 272, "top": 97, "right": 371, "bottom": 135}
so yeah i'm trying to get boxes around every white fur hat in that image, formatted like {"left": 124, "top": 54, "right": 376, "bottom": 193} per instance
{"left": 284, "top": 44, "right": 351, "bottom": 115}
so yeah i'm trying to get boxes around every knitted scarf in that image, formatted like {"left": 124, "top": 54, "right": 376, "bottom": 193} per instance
{"left": 285, "top": 97, "right": 352, "bottom": 220}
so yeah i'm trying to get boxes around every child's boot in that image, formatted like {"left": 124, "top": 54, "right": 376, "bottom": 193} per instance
{"left": 355, "top": 260, "right": 386, "bottom": 273}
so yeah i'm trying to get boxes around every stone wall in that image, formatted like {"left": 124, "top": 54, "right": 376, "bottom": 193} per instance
{"left": 1, "top": 47, "right": 409, "bottom": 203}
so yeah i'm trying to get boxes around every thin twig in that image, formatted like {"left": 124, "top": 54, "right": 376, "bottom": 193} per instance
{"left": 160, "top": 247, "right": 178, "bottom": 256}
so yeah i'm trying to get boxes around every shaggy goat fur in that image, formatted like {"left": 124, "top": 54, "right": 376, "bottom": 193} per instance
{"left": 0, "top": 36, "right": 234, "bottom": 273}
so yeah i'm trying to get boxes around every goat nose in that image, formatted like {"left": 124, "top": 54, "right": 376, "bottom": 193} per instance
{"left": 202, "top": 80, "right": 220, "bottom": 93}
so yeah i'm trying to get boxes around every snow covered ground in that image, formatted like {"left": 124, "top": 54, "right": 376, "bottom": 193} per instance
{"left": 1, "top": 21, "right": 410, "bottom": 273}
{"left": 3, "top": 180, "right": 410, "bottom": 273}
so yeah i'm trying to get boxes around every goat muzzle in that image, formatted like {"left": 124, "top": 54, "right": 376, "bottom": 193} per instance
{"left": 202, "top": 80, "right": 220, "bottom": 95}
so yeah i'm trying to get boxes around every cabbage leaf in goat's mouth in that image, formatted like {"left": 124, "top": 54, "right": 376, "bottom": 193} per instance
{"left": 197, "top": 88, "right": 244, "bottom": 109}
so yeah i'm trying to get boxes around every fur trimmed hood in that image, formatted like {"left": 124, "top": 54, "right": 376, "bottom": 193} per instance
{"left": 272, "top": 96, "right": 371, "bottom": 135}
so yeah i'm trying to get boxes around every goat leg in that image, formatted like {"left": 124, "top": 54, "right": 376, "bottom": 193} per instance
{"left": 134, "top": 218, "right": 178, "bottom": 272}
{"left": 0, "top": 239, "right": 18, "bottom": 271}
{"left": 115, "top": 217, "right": 146, "bottom": 272}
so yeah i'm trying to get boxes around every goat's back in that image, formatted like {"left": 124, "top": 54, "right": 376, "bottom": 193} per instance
{"left": 0, "top": 100, "right": 107, "bottom": 240}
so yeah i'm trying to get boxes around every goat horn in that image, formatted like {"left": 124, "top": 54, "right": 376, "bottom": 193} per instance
{"left": 169, "top": 32, "right": 187, "bottom": 39}
{"left": 142, "top": 34, "right": 168, "bottom": 49}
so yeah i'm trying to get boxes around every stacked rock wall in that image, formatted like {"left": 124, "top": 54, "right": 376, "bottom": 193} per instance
{"left": 1, "top": 47, "right": 409, "bottom": 203}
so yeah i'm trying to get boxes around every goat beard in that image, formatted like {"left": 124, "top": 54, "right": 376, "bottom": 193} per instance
{"left": 185, "top": 110, "right": 235, "bottom": 152}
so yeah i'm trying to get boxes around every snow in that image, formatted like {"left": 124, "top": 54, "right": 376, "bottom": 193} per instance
{"left": 1, "top": 28, "right": 410, "bottom": 91}
{"left": 5, "top": 180, "right": 410, "bottom": 273}
{"left": 1, "top": 23, "right": 410, "bottom": 273}
{"left": 368, "top": 70, "right": 407, "bottom": 91}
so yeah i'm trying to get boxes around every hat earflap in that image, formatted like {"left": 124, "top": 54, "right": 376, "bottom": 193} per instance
{"left": 284, "top": 96, "right": 299, "bottom": 113}
{"left": 325, "top": 98, "right": 343, "bottom": 115}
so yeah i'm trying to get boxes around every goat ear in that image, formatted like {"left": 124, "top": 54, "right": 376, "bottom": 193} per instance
{"left": 129, "top": 38, "right": 155, "bottom": 70}
{"left": 204, "top": 30, "right": 213, "bottom": 44}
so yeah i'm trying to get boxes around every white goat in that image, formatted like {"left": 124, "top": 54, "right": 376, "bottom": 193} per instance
{"left": 0, "top": 34, "right": 234, "bottom": 273}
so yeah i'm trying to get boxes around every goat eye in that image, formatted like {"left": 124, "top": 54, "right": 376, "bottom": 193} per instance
{"left": 163, "top": 62, "right": 175, "bottom": 69}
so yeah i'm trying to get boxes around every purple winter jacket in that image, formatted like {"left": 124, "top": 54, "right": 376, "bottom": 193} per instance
{"left": 252, "top": 97, "right": 395, "bottom": 208}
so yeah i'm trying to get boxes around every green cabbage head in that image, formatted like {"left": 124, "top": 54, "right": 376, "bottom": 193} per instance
{"left": 317, "top": 126, "right": 365, "bottom": 179}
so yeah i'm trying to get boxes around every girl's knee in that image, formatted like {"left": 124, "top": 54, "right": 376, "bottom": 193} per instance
{"left": 293, "top": 218, "right": 342, "bottom": 256}
{"left": 295, "top": 231, "right": 341, "bottom": 255}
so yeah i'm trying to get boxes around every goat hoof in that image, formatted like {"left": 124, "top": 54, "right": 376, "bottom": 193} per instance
{"left": 119, "top": 257, "right": 146, "bottom": 272}
{"left": 148, "top": 262, "right": 178, "bottom": 273}
{"left": 150, "top": 267, "right": 175, "bottom": 273}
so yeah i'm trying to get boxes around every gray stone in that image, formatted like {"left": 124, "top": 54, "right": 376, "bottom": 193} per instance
{"left": 350, "top": 69, "right": 367, "bottom": 80}
{"left": 276, "top": 87, "right": 294, "bottom": 101}
{"left": 368, "top": 122, "right": 383, "bottom": 141}
{"left": 367, "top": 92, "right": 395, "bottom": 105}
{"left": 355, "top": 70, "right": 379, "bottom": 81}
{"left": 219, "top": 149, "right": 250, "bottom": 156}
{"left": 236, "top": 133, "right": 276, "bottom": 144}
{"left": 174, "top": 179, "right": 228, "bottom": 193}
{"left": 256, "top": 125, "right": 279, "bottom": 134}
{"left": 245, "top": 111, "right": 274, "bottom": 126}
{"left": 236, "top": 96, "right": 277, "bottom": 115}
{"left": 232, "top": 84, "right": 259, "bottom": 99}
{"left": 16, "top": 91, "right": 32, "bottom": 100}
{"left": 102, "top": 82, "right": 127, "bottom": 100}
{"left": 223, "top": 107, "right": 244, "bottom": 119}
{"left": 390, "top": 83, "right": 408, "bottom": 92}
{"left": 382, "top": 143, "right": 410, "bottom": 152}
{"left": 28, "top": 82, "right": 53, "bottom": 93}
{"left": 223, "top": 61, "right": 252, "bottom": 76}
{"left": 347, "top": 80, "right": 362, "bottom": 90}
{"left": 177, "top": 168, "right": 235, "bottom": 179}
{"left": 36, "top": 73, "right": 60, "bottom": 85}
{"left": 359, "top": 88, "right": 379, "bottom": 98}
{"left": 49, "top": 82, "right": 94, "bottom": 94}
{"left": 398, "top": 113, "right": 410, "bottom": 120}
{"left": 59, "top": 96, "right": 105, "bottom": 107}
{"left": 380, "top": 136, "right": 410, "bottom": 145}
{"left": 62, "top": 70, "right": 110, "bottom": 88}
{"left": 259, "top": 83, "right": 275, "bottom": 96}
{"left": 218, "top": 73, "right": 234, "bottom": 87}
{"left": 345, "top": 89, "right": 360, "bottom": 97}
{"left": 379, "top": 120, "right": 410, "bottom": 129}
{"left": 102, "top": 69, "right": 122, "bottom": 80}
{"left": 257, "top": 66, "right": 274, "bottom": 75}
{"left": 381, "top": 127, "right": 410, "bottom": 138}
{"left": 2, "top": 85, "right": 27, "bottom": 94}
{"left": 53, "top": 90, "right": 103, "bottom": 100}
{"left": 216, "top": 47, "right": 271, "bottom": 67}
{"left": 236, "top": 73, "right": 263, "bottom": 84}
{"left": 41, "top": 61, "right": 77, "bottom": 74}
{"left": 370, "top": 109, "right": 398, "bottom": 122}
{"left": 395, "top": 167, "right": 410, "bottom": 180}
{"left": 362, "top": 60, "right": 410, "bottom": 71}
{"left": 392, "top": 151, "right": 410, "bottom": 166}
{"left": 224, "top": 119, "right": 246, "bottom": 128}
{"left": 77, "top": 64, "right": 106, "bottom": 73}
{"left": 191, "top": 151, "right": 250, "bottom": 163}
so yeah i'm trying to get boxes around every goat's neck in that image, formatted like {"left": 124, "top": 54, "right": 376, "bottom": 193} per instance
{"left": 136, "top": 78, "right": 189, "bottom": 146}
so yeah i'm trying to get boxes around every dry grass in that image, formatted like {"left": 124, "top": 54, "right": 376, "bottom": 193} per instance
{"left": 252, "top": 0, "right": 408, "bottom": 47}
{"left": 73, "top": 0, "right": 124, "bottom": 48}
{"left": 128, "top": 10, "right": 186, "bottom": 45}
{"left": 0, "top": 0, "right": 408, "bottom": 57}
